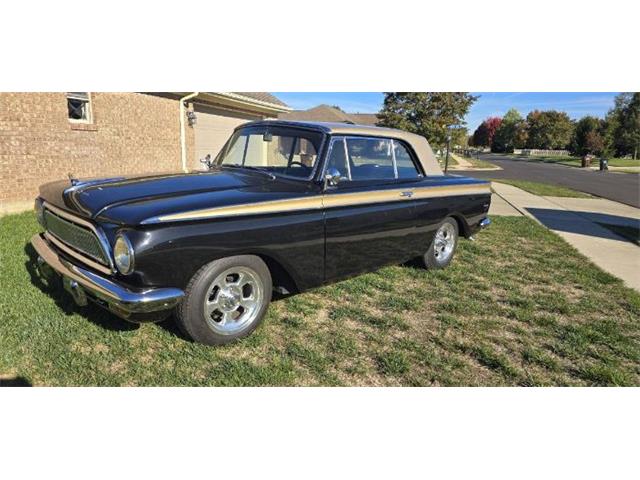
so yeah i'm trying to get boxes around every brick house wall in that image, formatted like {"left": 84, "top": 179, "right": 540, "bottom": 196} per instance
{"left": 0, "top": 92, "right": 194, "bottom": 213}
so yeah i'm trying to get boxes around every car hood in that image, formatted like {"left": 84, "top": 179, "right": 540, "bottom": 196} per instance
{"left": 38, "top": 169, "right": 274, "bottom": 225}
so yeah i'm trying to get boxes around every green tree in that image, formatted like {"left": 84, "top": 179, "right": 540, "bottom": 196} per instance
{"left": 377, "top": 92, "right": 478, "bottom": 150}
{"left": 602, "top": 110, "right": 619, "bottom": 157}
{"left": 525, "top": 110, "right": 574, "bottom": 150}
{"left": 608, "top": 93, "right": 640, "bottom": 159}
{"left": 492, "top": 108, "right": 526, "bottom": 153}
{"left": 572, "top": 116, "right": 605, "bottom": 156}
{"left": 450, "top": 126, "right": 469, "bottom": 148}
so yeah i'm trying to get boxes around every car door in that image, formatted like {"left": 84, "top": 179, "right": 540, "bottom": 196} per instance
{"left": 322, "top": 135, "right": 425, "bottom": 282}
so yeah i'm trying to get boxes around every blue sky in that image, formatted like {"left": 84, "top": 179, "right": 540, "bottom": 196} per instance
{"left": 274, "top": 92, "right": 619, "bottom": 132}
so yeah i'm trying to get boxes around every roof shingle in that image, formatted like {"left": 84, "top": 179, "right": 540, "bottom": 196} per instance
{"left": 232, "top": 92, "right": 289, "bottom": 108}
{"left": 279, "top": 104, "right": 380, "bottom": 126}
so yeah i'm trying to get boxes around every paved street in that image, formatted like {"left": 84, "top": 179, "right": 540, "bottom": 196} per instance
{"left": 458, "top": 154, "right": 640, "bottom": 208}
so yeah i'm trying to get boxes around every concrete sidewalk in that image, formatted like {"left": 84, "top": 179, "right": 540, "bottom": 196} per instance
{"left": 489, "top": 182, "right": 640, "bottom": 292}
{"left": 448, "top": 153, "right": 502, "bottom": 171}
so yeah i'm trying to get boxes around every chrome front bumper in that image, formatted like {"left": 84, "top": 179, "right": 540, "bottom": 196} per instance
{"left": 31, "top": 233, "right": 184, "bottom": 319}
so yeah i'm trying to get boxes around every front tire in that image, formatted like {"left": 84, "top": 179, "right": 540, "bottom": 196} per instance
{"left": 176, "top": 255, "right": 272, "bottom": 345}
{"left": 421, "top": 217, "right": 459, "bottom": 269}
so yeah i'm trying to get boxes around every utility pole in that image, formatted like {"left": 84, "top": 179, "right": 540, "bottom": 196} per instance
{"left": 444, "top": 129, "right": 451, "bottom": 174}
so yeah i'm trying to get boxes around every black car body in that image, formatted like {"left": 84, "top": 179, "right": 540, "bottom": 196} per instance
{"left": 31, "top": 121, "right": 491, "bottom": 343}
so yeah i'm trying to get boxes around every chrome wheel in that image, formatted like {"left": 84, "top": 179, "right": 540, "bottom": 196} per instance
{"left": 203, "top": 266, "right": 264, "bottom": 335}
{"left": 433, "top": 222, "right": 456, "bottom": 262}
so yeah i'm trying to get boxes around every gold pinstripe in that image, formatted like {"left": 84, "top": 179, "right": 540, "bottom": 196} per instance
{"left": 150, "top": 184, "right": 490, "bottom": 223}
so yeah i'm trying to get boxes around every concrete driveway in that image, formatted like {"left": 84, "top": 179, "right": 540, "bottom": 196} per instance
{"left": 459, "top": 154, "right": 640, "bottom": 208}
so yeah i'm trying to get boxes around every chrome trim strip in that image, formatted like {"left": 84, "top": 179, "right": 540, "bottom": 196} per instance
{"left": 390, "top": 139, "right": 399, "bottom": 179}
{"left": 42, "top": 202, "right": 115, "bottom": 271}
{"left": 341, "top": 137, "right": 352, "bottom": 181}
{"left": 32, "top": 234, "right": 183, "bottom": 314}
{"left": 142, "top": 183, "right": 491, "bottom": 224}
{"left": 45, "top": 232, "right": 112, "bottom": 275}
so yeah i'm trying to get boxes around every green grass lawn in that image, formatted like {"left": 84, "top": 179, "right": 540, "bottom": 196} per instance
{"left": 467, "top": 158, "right": 498, "bottom": 169}
{"left": 456, "top": 153, "right": 499, "bottom": 169}
{"left": 490, "top": 179, "right": 592, "bottom": 198}
{"left": 438, "top": 154, "right": 459, "bottom": 168}
{"left": 1, "top": 212, "right": 639, "bottom": 386}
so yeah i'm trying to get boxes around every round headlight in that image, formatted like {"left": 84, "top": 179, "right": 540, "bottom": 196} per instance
{"left": 114, "top": 234, "right": 135, "bottom": 275}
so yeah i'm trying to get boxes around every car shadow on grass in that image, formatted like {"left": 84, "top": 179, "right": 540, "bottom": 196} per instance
{"left": 155, "top": 316, "right": 191, "bottom": 342}
{"left": 0, "top": 376, "right": 32, "bottom": 387}
{"left": 23, "top": 243, "right": 139, "bottom": 333}
{"left": 154, "top": 289, "right": 296, "bottom": 343}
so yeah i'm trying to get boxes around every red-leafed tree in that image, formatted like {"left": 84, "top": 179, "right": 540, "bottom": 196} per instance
{"left": 472, "top": 117, "right": 502, "bottom": 148}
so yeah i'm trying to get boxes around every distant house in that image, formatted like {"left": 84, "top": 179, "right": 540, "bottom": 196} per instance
{"left": 0, "top": 92, "right": 290, "bottom": 213}
{"left": 279, "top": 104, "right": 380, "bottom": 126}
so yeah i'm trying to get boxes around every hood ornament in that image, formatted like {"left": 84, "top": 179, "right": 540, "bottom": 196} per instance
{"left": 68, "top": 172, "right": 79, "bottom": 186}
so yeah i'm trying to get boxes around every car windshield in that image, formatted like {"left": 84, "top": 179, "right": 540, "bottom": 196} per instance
{"left": 216, "top": 126, "right": 323, "bottom": 179}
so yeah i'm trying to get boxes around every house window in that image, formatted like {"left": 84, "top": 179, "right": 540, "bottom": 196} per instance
{"left": 66, "top": 92, "right": 92, "bottom": 122}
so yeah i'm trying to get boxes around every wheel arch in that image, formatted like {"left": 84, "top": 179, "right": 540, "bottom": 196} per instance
{"left": 448, "top": 212, "right": 471, "bottom": 238}
{"left": 254, "top": 253, "right": 301, "bottom": 294}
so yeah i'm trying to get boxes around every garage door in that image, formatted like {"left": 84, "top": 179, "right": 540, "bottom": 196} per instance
{"left": 193, "top": 104, "right": 262, "bottom": 170}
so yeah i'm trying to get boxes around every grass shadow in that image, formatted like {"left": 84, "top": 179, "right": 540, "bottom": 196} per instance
{"left": 155, "top": 315, "right": 191, "bottom": 342}
{"left": 23, "top": 243, "right": 139, "bottom": 333}
{"left": 154, "top": 289, "right": 299, "bottom": 342}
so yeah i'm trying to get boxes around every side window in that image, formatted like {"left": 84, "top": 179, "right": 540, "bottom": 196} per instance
{"left": 393, "top": 141, "right": 421, "bottom": 179}
{"left": 346, "top": 137, "right": 395, "bottom": 181}
{"left": 325, "top": 137, "right": 349, "bottom": 178}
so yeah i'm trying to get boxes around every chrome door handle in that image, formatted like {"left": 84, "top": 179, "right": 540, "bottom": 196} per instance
{"left": 400, "top": 191, "right": 414, "bottom": 198}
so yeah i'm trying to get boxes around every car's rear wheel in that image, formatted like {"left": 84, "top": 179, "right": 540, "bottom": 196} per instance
{"left": 421, "top": 217, "right": 459, "bottom": 269}
{"left": 176, "top": 255, "right": 272, "bottom": 345}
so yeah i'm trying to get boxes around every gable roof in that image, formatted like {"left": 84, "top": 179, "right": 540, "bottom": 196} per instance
{"left": 279, "top": 104, "right": 354, "bottom": 123}
{"left": 231, "top": 92, "right": 289, "bottom": 109}
{"left": 279, "top": 104, "right": 380, "bottom": 126}
{"left": 177, "top": 92, "right": 291, "bottom": 114}
{"left": 348, "top": 113, "right": 380, "bottom": 126}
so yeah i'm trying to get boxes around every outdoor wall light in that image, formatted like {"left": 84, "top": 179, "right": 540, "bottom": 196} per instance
{"left": 187, "top": 111, "right": 197, "bottom": 126}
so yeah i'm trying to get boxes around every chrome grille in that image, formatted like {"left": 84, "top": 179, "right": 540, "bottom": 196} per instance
{"left": 43, "top": 208, "right": 109, "bottom": 265}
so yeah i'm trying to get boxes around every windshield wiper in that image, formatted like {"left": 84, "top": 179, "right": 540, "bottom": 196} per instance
{"left": 221, "top": 164, "right": 275, "bottom": 179}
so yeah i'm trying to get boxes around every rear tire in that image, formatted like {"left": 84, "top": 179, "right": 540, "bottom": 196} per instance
{"left": 421, "top": 217, "right": 459, "bottom": 270}
{"left": 176, "top": 255, "right": 272, "bottom": 345}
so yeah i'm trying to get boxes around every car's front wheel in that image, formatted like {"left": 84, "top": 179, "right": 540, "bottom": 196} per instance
{"left": 176, "top": 255, "right": 272, "bottom": 345}
{"left": 421, "top": 217, "right": 459, "bottom": 269}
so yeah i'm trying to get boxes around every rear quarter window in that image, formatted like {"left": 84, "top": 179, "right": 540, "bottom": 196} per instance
{"left": 393, "top": 141, "right": 421, "bottom": 179}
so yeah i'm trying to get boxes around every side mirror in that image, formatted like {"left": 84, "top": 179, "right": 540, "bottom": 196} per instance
{"left": 200, "top": 154, "right": 212, "bottom": 169}
{"left": 324, "top": 168, "right": 342, "bottom": 188}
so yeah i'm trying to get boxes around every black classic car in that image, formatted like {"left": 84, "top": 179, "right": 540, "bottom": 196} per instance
{"left": 31, "top": 121, "right": 491, "bottom": 345}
